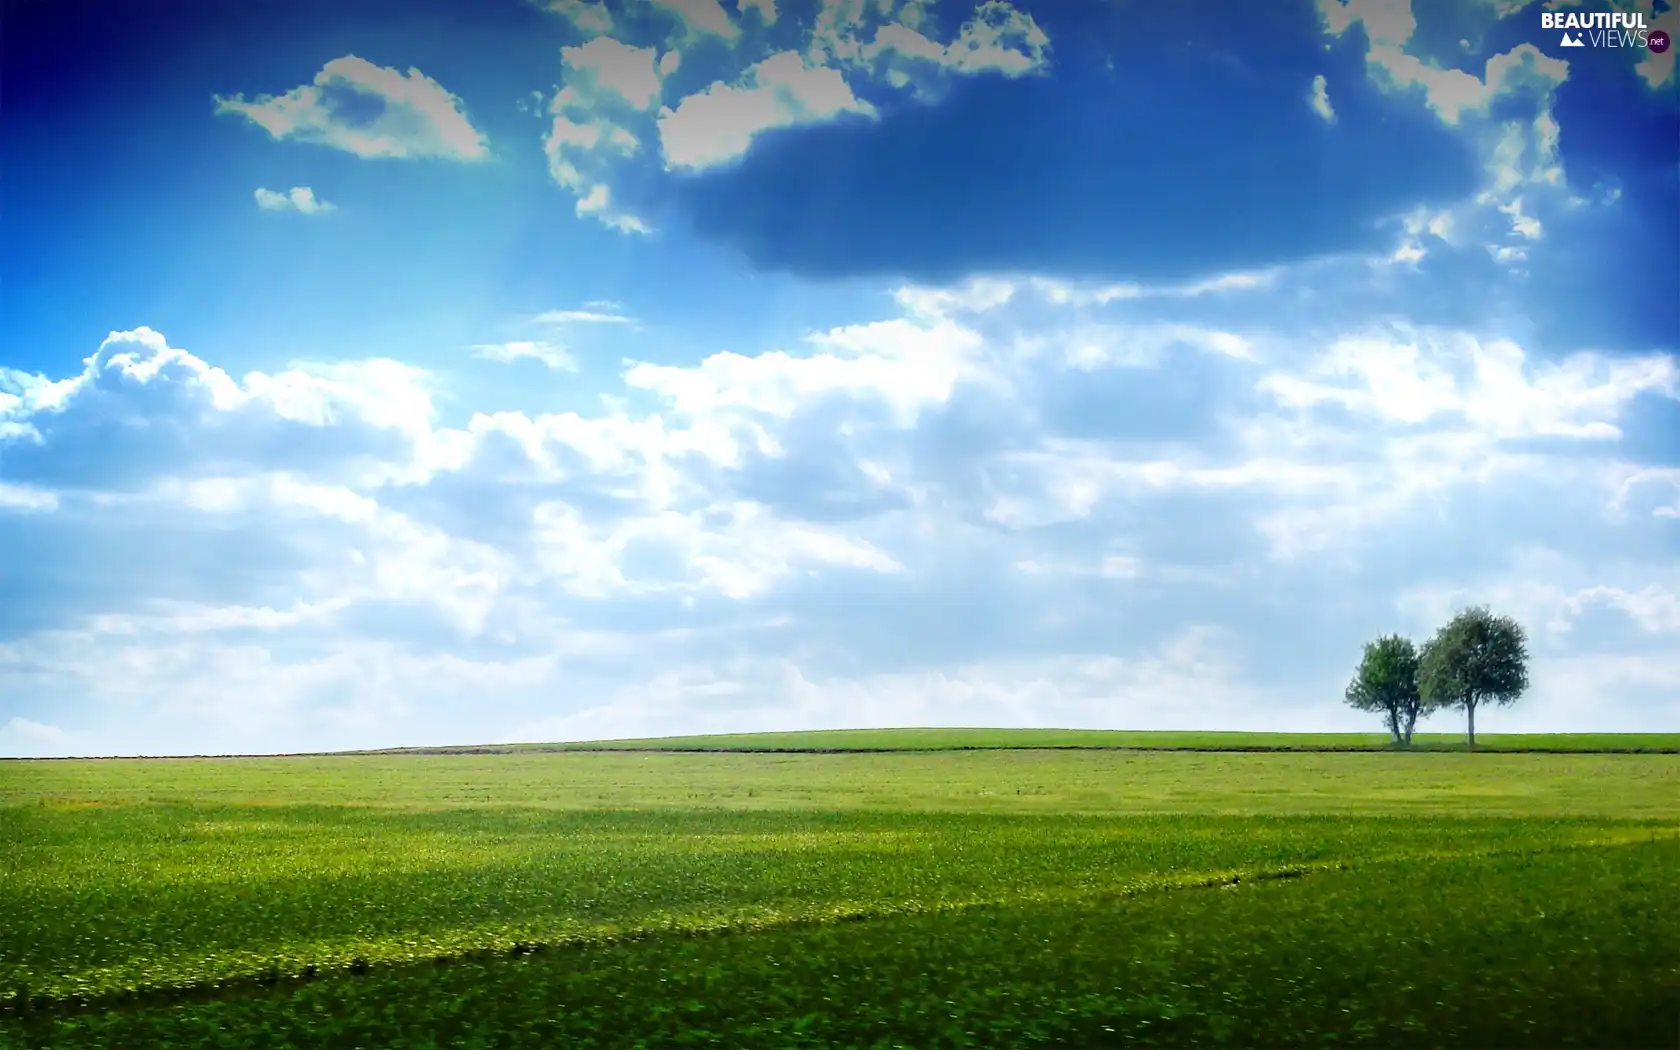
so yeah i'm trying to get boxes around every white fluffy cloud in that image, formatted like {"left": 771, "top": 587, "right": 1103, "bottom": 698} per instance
{"left": 650, "top": 0, "right": 739, "bottom": 41}
{"left": 623, "top": 315, "right": 979, "bottom": 422}
{"left": 1259, "top": 330, "right": 1677, "bottom": 436}
{"left": 254, "top": 186, "right": 334, "bottom": 214}
{"left": 1320, "top": 0, "right": 1572, "bottom": 130}
{"left": 856, "top": 0, "right": 1050, "bottom": 80}
{"left": 1309, "top": 74, "right": 1335, "bottom": 122}
{"left": 0, "top": 327, "right": 438, "bottom": 491}
{"left": 214, "top": 55, "right": 489, "bottom": 160}
{"left": 541, "top": 36, "right": 679, "bottom": 233}
{"left": 3, "top": 270, "right": 1676, "bottom": 755}
{"left": 562, "top": 37, "right": 664, "bottom": 110}
{"left": 659, "top": 51, "right": 876, "bottom": 170}
{"left": 545, "top": 0, "right": 613, "bottom": 36}
{"left": 542, "top": 108, "right": 648, "bottom": 231}
{"left": 532, "top": 0, "right": 1053, "bottom": 228}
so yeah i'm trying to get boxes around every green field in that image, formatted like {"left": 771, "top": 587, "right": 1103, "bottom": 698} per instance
{"left": 3, "top": 733, "right": 1678, "bottom": 1048}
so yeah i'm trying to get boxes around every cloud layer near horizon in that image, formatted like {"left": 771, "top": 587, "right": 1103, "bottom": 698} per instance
{"left": 3, "top": 268, "right": 1676, "bottom": 756}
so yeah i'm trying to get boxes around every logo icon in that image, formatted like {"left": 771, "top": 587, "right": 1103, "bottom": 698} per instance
{"left": 1542, "top": 10, "right": 1655, "bottom": 48}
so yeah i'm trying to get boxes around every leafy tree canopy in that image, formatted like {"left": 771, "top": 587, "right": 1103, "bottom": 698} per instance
{"left": 1345, "top": 635, "right": 1425, "bottom": 745}
{"left": 1418, "top": 606, "right": 1530, "bottom": 747}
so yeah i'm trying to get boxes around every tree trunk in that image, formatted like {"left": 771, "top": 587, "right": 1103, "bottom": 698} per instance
{"left": 1402, "top": 708, "right": 1417, "bottom": 746}
{"left": 1466, "top": 700, "right": 1476, "bottom": 750}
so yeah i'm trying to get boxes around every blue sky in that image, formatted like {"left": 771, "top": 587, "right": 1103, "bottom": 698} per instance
{"left": 2, "top": 0, "right": 1677, "bottom": 756}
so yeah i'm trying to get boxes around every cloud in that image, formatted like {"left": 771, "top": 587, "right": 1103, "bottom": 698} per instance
{"left": 4, "top": 262, "right": 1676, "bottom": 755}
{"left": 542, "top": 106, "right": 649, "bottom": 231}
{"left": 859, "top": 0, "right": 1051, "bottom": 80}
{"left": 213, "top": 55, "right": 489, "bottom": 160}
{"left": 514, "top": 0, "right": 1665, "bottom": 319}
{"left": 650, "top": 0, "right": 739, "bottom": 41}
{"left": 1294, "top": 0, "right": 1677, "bottom": 359}
{"left": 534, "top": 0, "right": 1458, "bottom": 273}
{"left": 545, "top": 111, "right": 639, "bottom": 166}
{"left": 2, "top": 717, "right": 64, "bottom": 743}
{"left": 1319, "top": 0, "right": 1569, "bottom": 127}
{"left": 254, "top": 186, "right": 334, "bottom": 214}
{"left": 1613, "top": 466, "right": 1680, "bottom": 519}
{"left": 1395, "top": 545, "right": 1680, "bottom": 641}
{"left": 1633, "top": 3, "right": 1680, "bottom": 88}
{"left": 542, "top": 37, "right": 675, "bottom": 233}
{"left": 1258, "top": 329, "right": 1677, "bottom": 436}
{"left": 1317, "top": 0, "right": 1416, "bottom": 47}
{"left": 0, "top": 717, "right": 67, "bottom": 758}
{"left": 941, "top": 0, "right": 1051, "bottom": 76}
{"left": 670, "top": 1, "right": 1476, "bottom": 282}
{"left": 1027, "top": 271, "right": 1278, "bottom": 307}
{"left": 544, "top": 6, "right": 919, "bottom": 225}
{"left": 623, "top": 314, "right": 980, "bottom": 424}
{"left": 0, "top": 483, "right": 58, "bottom": 512}
{"left": 562, "top": 36, "right": 664, "bottom": 110}
{"left": 534, "top": 306, "right": 635, "bottom": 325}
{"left": 573, "top": 183, "right": 653, "bottom": 233}
{"left": 659, "top": 51, "right": 877, "bottom": 170}
{"left": 0, "top": 327, "right": 437, "bottom": 492}
{"left": 1310, "top": 74, "right": 1336, "bottom": 121}
{"left": 1363, "top": 42, "right": 1569, "bottom": 127}
{"left": 544, "top": 0, "right": 613, "bottom": 36}
{"left": 1313, "top": 0, "right": 1574, "bottom": 270}
{"left": 1570, "top": 584, "right": 1680, "bottom": 636}
{"left": 470, "top": 342, "right": 579, "bottom": 372}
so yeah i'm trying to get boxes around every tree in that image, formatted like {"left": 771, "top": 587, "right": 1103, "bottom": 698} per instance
{"left": 1345, "top": 635, "right": 1425, "bottom": 745}
{"left": 1417, "top": 606, "right": 1530, "bottom": 749}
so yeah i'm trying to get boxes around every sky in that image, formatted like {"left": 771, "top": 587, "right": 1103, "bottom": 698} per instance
{"left": 2, "top": 0, "right": 1677, "bottom": 757}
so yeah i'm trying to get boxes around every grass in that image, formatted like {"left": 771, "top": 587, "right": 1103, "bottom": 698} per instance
{"left": 3, "top": 735, "right": 1677, "bottom": 1047}
{"left": 14, "top": 841, "right": 1676, "bottom": 1049}
{"left": 5, "top": 749, "right": 1677, "bottom": 815}
{"left": 334, "top": 728, "right": 1680, "bottom": 754}
{"left": 15, "top": 728, "right": 1678, "bottom": 759}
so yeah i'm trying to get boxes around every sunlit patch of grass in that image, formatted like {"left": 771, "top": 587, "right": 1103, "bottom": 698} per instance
{"left": 5, "top": 749, "right": 1676, "bottom": 816}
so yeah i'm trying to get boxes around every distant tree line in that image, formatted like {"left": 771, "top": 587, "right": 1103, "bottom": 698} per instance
{"left": 1345, "top": 606, "right": 1530, "bottom": 748}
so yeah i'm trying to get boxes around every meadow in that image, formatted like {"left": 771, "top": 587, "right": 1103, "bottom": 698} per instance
{"left": 360, "top": 728, "right": 1680, "bottom": 754}
{"left": 3, "top": 732, "right": 1677, "bottom": 1048}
